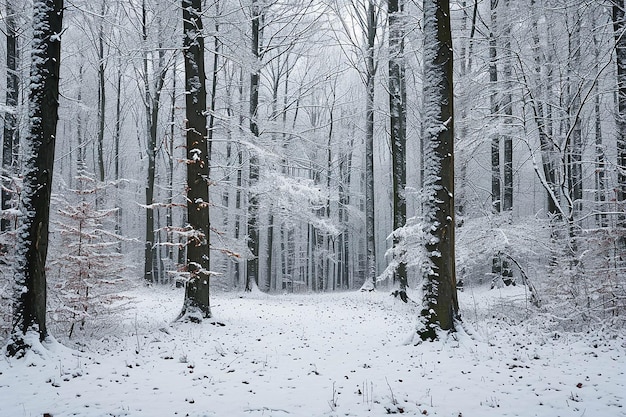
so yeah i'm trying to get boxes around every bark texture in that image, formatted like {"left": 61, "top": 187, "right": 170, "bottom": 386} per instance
{"left": 419, "top": 0, "right": 459, "bottom": 340}
{"left": 389, "top": 0, "right": 408, "bottom": 299}
{"left": 180, "top": 0, "right": 211, "bottom": 320}
{"left": 8, "top": 0, "right": 63, "bottom": 356}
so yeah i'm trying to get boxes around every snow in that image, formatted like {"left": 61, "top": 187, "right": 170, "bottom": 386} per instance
{"left": 2, "top": 286, "right": 625, "bottom": 417}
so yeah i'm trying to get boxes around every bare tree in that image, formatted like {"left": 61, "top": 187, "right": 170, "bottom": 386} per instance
{"left": 388, "top": 0, "right": 408, "bottom": 300}
{"left": 332, "top": 0, "right": 382, "bottom": 290}
{"left": 489, "top": 0, "right": 513, "bottom": 285}
{"left": 246, "top": 0, "right": 262, "bottom": 291}
{"left": 140, "top": 0, "right": 173, "bottom": 284}
{"left": 178, "top": 0, "right": 211, "bottom": 320}
{"left": 7, "top": 0, "right": 64, "bottom": 357}
{"left": 96, "top": 0, "right": 107, "bottom": 186}
{"left": 363, "top": 0, "right": 379, "bottom": 290}
{"left": 418, "top": 0, "right": 459, "bottom": 341}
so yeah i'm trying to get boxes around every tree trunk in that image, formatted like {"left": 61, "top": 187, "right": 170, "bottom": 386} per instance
{"left": 363, "top": 0, "right": 377, "bottom": 290}
{"left": 338, "top": 132, "right": 352, "bottom": 289}
{"left": 246, "top": 0, "right": 261, "bottom": 291}
{"left": 566, "top": 10, "right": 582, "bottom": 217}
{"left": 593, "top": 12, "right": 608, "bottom": 228}
{"left": 142, "top": 0, "right": 155, "bottom": 284}
{"left": 466, "top": 0, "right": 478, "bottom": 71}
{"left": 179, "top": 0, "right": 211, "bottom": 321}
{"left": 326, "top": 93, "right": 334, "bottom": 291}
{"left": 267, "top": 212, "right": 274, "bottom": 291}
{"left": 1, "top": 1, "right": 19, "bottom": 235}
{"left": 96, "top": 0, "right": 106, "bottom": 186}
{"left": 76, "top": 61, "right": 85, "bottom": 185}
{"left": 166, "top": 60, "right": 176, "bottom": 262}
{"left": 389, "top": 0, "right": 407, "bottom": 300}
{"left": 142, "top": 0, "right": 168, "bottom": 284}
{"left": 418, "top": 0, "right": 459, "bottom": 341}
{"left": 489, "top": 0, "right": 510, "bottom": 284}
{"left": 489, "top": 0, "right": 513, "bottom": 285}
{"left": 502, "top": 0, "right": 513, "bottom": 214}
{"left": 489, "top": 0, "right": 501, "bottom": 214}
{"left": 234, "top": 66, "right": 245, "bottom": 288}
{"left": 530, "top": 0, "right": 559, "bottom": 215}
{"left": 114, "top": 57, "right": 123, "bottom": 251}
{"left": 146, "top": 111, "right": 163, "bottom": 283}
{"left": 614, "top": 1, "right": 626, "bottom": 245}
{"left": 8, "top": 0, "right": 63, "bottom": 357}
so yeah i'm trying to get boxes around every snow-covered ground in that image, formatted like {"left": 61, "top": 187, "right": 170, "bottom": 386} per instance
{"left": 2, "top": 285, "right": 625, "bottom": 417}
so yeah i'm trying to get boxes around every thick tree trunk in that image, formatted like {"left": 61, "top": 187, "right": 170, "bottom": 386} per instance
{"left": 144, "top": 107, "right": 158, "bottom": 284}
{"left": 142, "top": 0, "right": 155, "bottom": 284}
{"left": 8, "top": 0, "right": 63, "bottom": 357}
{"left": 418, "top": 0, "right": 459, "bottom": 341}
{"left": 179, "top": 0, "right": 211, "bottom": 321}
{"left": 389, "top": 0, "right": 408, "bottom": 300}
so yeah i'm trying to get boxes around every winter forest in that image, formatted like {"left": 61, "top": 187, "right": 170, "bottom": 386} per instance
{"left": 1, "top": 0, "right": 625, "bottom": 416}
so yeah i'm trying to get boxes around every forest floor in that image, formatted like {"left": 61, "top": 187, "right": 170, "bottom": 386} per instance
{"left": 1, "top": 284, "right": 625, "bottom": 417}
